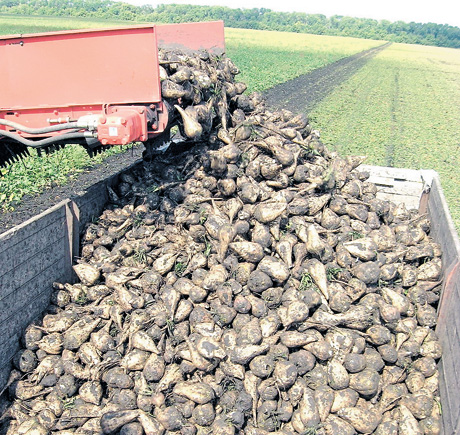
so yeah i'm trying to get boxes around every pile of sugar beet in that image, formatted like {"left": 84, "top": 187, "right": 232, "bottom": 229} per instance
{"left": 2, "top": 49, "right": 444, "bottom": 435}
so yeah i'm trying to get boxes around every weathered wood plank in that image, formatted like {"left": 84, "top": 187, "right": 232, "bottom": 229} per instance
{"left": 0, "top": 237, "right": 64, "bottom": 302}
{"left": 0, "top": 365, "right": 12, "bottom": 398}
{"left": 0, "top": 330, "right": 23, "bottom": 375}
{"left": 426, "top": 174, "right": 460, "bottom": 435}
{"left": 361, "top": 165, "right": 428, "bottom": 209}
{"left": 428, "top": 176, "right": 460, "bottom": 270}
{"left": 438, "top": 269, "right": 460, "bottom": 331}
{"left": 439, "top": 353, "right": 460, "bottom": 434}
{"left": 75, "top": 188, "right": 108, "bottom": 227}
{"left": 63, "top": 200, "right": 79, "bottom": 284}
{"left": 371, "top": 181, "right": 424, "bottom": 196}
{"left": 0, "top": 256, "right": 65, "bottom": 325}
{"left": 360, "top": 164, "right": 430, "bottom": 182}
{"left": 375, "top": 192, "right": 421, "bottom": 210}
{"left": 454, "top": 409, "right": 460, "bottom": 435}
{"left": 0, "top": 200, "right": 68, "bottom": 253}
{"left": 0, "top": 218, "right": 65, "bottom": 278}
{"left": 0, "top": 286, "right": 53, "bottom": 361}
{"left": 438, "top": 359, "right": 454, "bottom": 435}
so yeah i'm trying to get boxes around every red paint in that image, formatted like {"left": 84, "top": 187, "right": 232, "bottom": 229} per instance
{"left": 0, "top": 26, "right": 161, "bottom": 111}
{"left": 97, "top": 106, "right": 149, "bottom": 146}
{"left": 156, "top": 21, "right": 225, "bottom": 54}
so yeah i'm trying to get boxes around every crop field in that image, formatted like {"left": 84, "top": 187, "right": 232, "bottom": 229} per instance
{"left": 309, "top": 43, "right": 460, "bottom": 229}
{"left": 0, "top": 14, "right": 128, "bottom": 34}
{"left": 225, "top": 28, "right": 383, "bottom": 92}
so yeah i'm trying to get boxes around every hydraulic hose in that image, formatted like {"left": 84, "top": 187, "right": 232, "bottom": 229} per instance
{"left": 0, "top": 129, "right": 89, "bottom": 148}
{"left": 0, "top": 119, "right": 79, "bottom": 134}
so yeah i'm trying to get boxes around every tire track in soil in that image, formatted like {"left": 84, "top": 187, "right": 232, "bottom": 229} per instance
{"left": 386, "top": 68, "right": 400, "bottom": 167}
{"left": 263, "top": 42, "right": 392, "bottom": 115}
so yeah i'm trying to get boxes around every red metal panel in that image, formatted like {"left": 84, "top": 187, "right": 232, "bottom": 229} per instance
{"left": 0, "top": 21, "right": 224, "bottom": 137}
{"left": 156, "top": 21, "right": 225, "bottom": 54}
{"left": 0, "top": 26, "right": 162, "bottom": 111}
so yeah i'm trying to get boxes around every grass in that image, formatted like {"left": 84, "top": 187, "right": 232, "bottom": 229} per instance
{"left": 309, "top": 43, "right": 460, "bottom": 229}
{"left": 225, "top": 28, "right": 384, "bottom": 93}
{"left": 0, "top": 145, "right": 132, "bottom": 210}
{"left": 0, "top": 14, "right": 131, "bottom": 34}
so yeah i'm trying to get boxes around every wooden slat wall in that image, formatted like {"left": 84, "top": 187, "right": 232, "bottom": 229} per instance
{"left": 0, "top": 200, "right": 74, "bottom": 388}
{"left": 428, "top": 175, "right": 460, "bottom": 435}
{"left": 359, "top": 164, "right": 436, "bottom": 210}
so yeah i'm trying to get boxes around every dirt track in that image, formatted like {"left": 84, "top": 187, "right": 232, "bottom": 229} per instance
{"left": 263, "top": 42, "right": 391, "bottom": 114}
{"left": 0, "top": 43, "right": 390, "bottom": 233}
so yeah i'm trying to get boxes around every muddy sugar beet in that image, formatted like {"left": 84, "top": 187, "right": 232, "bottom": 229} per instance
{"left": 3, "top": 48, "right": 443, "bottom": 435}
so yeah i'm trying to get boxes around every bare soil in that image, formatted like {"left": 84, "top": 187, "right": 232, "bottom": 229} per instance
{"left": 263, "top": 42, "right": 391, "bottom": 114}
{"left": 0, "top": 43, "right": 390, "bottom": 234}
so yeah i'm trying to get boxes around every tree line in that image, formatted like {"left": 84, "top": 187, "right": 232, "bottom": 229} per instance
{"left": 1, "top": 0, "right": 460, "bottom": 48}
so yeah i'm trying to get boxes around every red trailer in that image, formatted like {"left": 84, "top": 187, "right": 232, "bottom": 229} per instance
{"left": 0, "top": 21, "right": 225, "bottom": 166}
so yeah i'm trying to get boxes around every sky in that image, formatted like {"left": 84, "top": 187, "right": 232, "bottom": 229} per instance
{"left": 122, "top": 0, "right": 460, "bottom": 28}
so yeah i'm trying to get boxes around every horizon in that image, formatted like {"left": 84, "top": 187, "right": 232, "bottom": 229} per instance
{"left": 122, "top": 0, "right": 460, "bottom": 28}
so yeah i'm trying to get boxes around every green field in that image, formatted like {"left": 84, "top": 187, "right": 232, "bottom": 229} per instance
{"left": 225, "top": 28, "right": 382, "bottom": 92}
{"left": 0, "top": 14, "right": 130, "bottom": 34}
{"left": 309, "top": 43, "right": 460, "bottom": 229}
